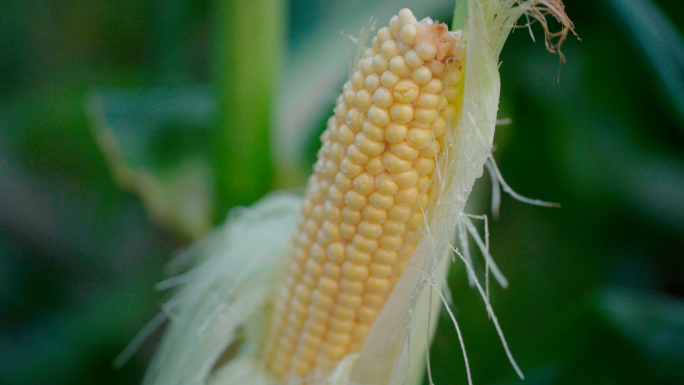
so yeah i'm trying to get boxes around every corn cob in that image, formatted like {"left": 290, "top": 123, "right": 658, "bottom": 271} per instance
{"left": 129, "top": 3, "right": 574, "bottom": 385}
{"left": 263, "top": 9, "right": 464, "bottom": 380}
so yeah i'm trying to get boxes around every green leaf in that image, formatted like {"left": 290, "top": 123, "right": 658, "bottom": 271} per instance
{"left": 87, "top": 87, "right": 216, "bottom": 240}
{"left": 597, "top": 288, "right": 684, "bottom": 379}
{"left": 211, "top": 0, "right": 285, "bottom": 221}
{"left": 452, "top": 0, "right": 468, "bottom": 31}
{"left": 604, "top": 0, "right": 684, "bottom": 130}
{"left": 521, "top": 288, "right": 684, "bottom": 385}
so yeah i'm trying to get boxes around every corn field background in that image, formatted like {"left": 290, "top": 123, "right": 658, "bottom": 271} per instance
{"left": 1, "top": 0, "right": 683, "bottom": 384}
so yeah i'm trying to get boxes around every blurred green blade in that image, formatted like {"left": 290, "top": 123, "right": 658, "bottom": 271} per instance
{"left": 452, "top": 0, "right": 468, "bottom": 31}
{"left": 212, "top": 0, "right": 285, "bottom": 221}
{"left": 599, "top": 287, "right": 684, "bottom": 377}
{"left": 520, "top": 288, "right": 684, "bottom": 385}
{"left": 605, "top": 0, "right": 684, "bottom": 130}
{"left": 87, "top": 87, "right": 216, "bottom": 240}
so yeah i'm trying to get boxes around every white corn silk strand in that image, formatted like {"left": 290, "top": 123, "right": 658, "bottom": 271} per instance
{"left": 141, "top": 194, "right": 301, "bottom": 385}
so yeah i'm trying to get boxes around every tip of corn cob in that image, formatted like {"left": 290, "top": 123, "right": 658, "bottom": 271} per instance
{"left": 419, "top": 19, "right": 457, "bottom": 62}
{"left": 373, "top": 9, "right": 459, "bottom": 66}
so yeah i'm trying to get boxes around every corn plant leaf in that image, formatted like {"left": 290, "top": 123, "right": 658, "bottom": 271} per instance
{"left": 87, "top": 87, "right": 216, "bottom": 240}
{"left": 604, "top": 0, "right": 684, "bottom": 131}
{"left": 515, "top": 288, "right": 684, "bottom": 385}
{"left": 211, "top": 0, "right": 284, "bottom": 220}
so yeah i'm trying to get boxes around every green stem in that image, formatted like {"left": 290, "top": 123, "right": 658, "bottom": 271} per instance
{"left": 452, "top": 0, "right": 468, "bottom": 31}
{"left": 212, "top": 0, "right": 285, "bottom": 223}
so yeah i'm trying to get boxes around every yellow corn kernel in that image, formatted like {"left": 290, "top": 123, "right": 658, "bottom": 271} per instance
{"left": 366, "top": 276, "right": 392, "bottom": 295}
{"left": 416, "top": 92, "right": 440, "bottom": 108}
{"left": 346, "top": 244, "right": 372, "bottom": 263}
{"left": 370, "top": 262, "right": 393, "bottom": 278}
{"left": 396, "top": 186, "right": 419, "bottom": 205}
{"left": 357, "top": 221, "right": 383, "bottom": 239}
{"left": 339, "top": 222, "right": 356, "bottom": 240}
{"left": 389, "top": 204, "right": 412, "bottom": 222}
{"left": 385, "top": 122, "right": 408, "bottom": 143}
{"left": 352, "top": 234, "right": 378, "bottom": 253}
{"left": 389, "top": 103, "right": 414, "bottom": 124}
{"left": 374, "top": 248, "right": 398, "bottom": 264}
{"left": 376, "top": 27, "right": 392, "bottom": 45}
{"left": 329, "top": 318, "right": 354, "bottom": 333}
{"left": 406, "top": 127, "right": 433, "bottom": 149}
{"left": 383, "top": 151, "right": 412, "bottom": 173}
{"left": 380, "top": 70, "right": 401, "bottom": 88}
{"left": 362, "top": 121, "right": 384, "bottom": 141}
{"left": 400, "top": 24, "right": 417, "bottom": 47}
{"left": 404, "top": 49, "right": 424, "bottom": 68}
{"left": 393, "top": 80, "right": 420, "bottom": 103}
{"left": 373, "top": 54, "right": 389, "bottom": 73}
{"left": 415, "top": 157, "right": 437, "bottom": 175}
{"left": 365, "top": 73, "right": 381, "bottom": 92}
{"left": 389, "top": 56, "right": 411, "bottom": 77}
{"left": 352, "top": 173, "right": 374, "bottom": 195}
{"left": 372, "top": 87, "right": 394, "bottom": 107}
{"left": 341, "top": 207, "right": 361, "bottom": 224}
{"left": 344, "top": 190, "right": 367, "bottom": 210}
{"left": 392, "top": 169, "right": 419, "bottom": 187}
{"left": 365, "top": 156, "right": 385, "bottom": 175}
{"left": 424, "top": 77, "right": 443, "bottom": 93}
{"left": 318, "top": 276, "right": 338, "bottom": 295}
{"left": 380, "top": 40, "right": 398, "bottom": 59}
{"left": 264, "top": 9, "right": 463, "bottom": 380}
{"left": 369, "top": 191, "right": 395, "bottom": 210}
{"left": 361, "top": 204, "right": 387, "bottom": 223}
{"left": 347, "top": 144, "right": 369, "bottom": 165}
{"left": 384, "top": 219, "right": 406, "bottom": 235}
{"left": 411, "top": 66, "right": 433, "bottom": 84}
{"left": 390, "top": 141, "right": 421, "bottom": 160}
{"left": 354, "top": 89, "right": 372, "bottom": 110}
{"left": 342, "top": 261, "right": 369, "bottom": 280}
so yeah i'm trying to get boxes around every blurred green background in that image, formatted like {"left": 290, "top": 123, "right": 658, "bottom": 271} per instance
{"left": 1, "top": 0, "right": 682, "bottom": 384}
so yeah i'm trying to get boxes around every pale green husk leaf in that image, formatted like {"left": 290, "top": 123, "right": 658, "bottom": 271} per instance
{"left": 140, "top": 193, "right": 300, "bottom": 385}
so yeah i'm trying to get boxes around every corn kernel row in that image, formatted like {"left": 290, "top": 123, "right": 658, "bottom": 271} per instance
{"left": 264, "top": 8, "right": 464, "bottom": 380}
